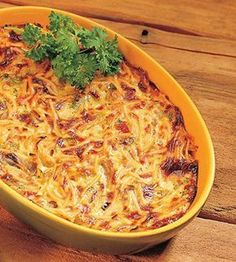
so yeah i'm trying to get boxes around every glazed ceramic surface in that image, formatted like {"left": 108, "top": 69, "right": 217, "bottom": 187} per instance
{"left": 0, "top": 6, "right": 215, "bottom": 255}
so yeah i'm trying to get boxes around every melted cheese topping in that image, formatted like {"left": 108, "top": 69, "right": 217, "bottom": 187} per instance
{"left": 0, "top": 26, "right": 198, "bottom": 232}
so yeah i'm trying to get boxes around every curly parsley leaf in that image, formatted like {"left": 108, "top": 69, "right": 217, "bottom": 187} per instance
{"left": 49, "top": 11, "right": 78, "bottom": 35}
{"left": 95, "top": 36, "right": 123, "bottom": 75}
{"left": 22, "top": 12, "right": 123, "bottom": 89}
{"left": 79, "top": 27, "right": 107, "bottom": 49}
{"left": 52, "top": 53, "right": 97, "bottom": 87}
{"left": 25, "top": 46, "right": 47, "bottom": 62}
{"left": 22, "top": 24, "right": 41, "bottom": 46}
{"left": 55, "top": 29, "right": 79, "bottom": 58}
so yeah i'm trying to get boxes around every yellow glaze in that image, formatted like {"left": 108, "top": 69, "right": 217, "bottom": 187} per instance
{"left": 0, "top": 6, "right": 215, "bottom": 255}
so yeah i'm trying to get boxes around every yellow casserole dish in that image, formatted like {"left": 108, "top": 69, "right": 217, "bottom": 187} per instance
{"left": 0, "top": 6, "right": 215, "bottom": 255}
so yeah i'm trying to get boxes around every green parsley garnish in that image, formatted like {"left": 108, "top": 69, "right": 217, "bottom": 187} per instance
{"left": 22, "top": 11, "right": 123, "bottom": 89}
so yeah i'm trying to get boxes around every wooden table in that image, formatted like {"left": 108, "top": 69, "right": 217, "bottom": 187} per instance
{"left": 0, "top": 1, "right": 235, "bottom": 261}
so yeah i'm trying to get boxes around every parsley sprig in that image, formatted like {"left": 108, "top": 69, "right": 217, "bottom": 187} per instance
{"left": 22, "top": 11, "right": 123, "bottom": 89}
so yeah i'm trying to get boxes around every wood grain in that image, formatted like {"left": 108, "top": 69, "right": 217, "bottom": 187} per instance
{"left": 0, "top": 1, "right": 12, "bottom": 7}
{"left": 2, "top": 0, "right": 236, "bottom": 40}
{"left": 0, "top": 0, "right": 235, "bottom": 261}
{"left": 2, "top": 3, "right": 235, "bottom": 222}
{"left": 89, "top": 18, "right": 236, "bottom": 223}
{"left": 0, "top": 207, "right": 235, "bottom": 262}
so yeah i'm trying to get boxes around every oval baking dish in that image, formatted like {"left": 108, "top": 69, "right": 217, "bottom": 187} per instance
{"left": 0, "top": 6, "right": 215, "bottom": 255}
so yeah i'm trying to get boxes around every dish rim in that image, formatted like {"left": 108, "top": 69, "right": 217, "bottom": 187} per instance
{"left": 0, "top": 6, "right": 215, "bottom": 239}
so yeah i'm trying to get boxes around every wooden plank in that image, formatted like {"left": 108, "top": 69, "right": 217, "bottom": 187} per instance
{"left": 0, "top": 1, "right": 235, "bottom": 223}
{"left": 0, "top": 207, "right": 235, "bottom": 261}
{"left": 1, "top": 0, "right": 236, "bottom": 40}
{"left": 0, "top": 1, "right": 13, "bottom": 7}
{"left": 92, "top": 18, "right": 236, "bottom": 58}
{"left": 90, "top": 19, "right": 236, "bottom": 224}
{"left": 1, "top": 2, "right": 236, "bottom": 58}
{"left": 0, "top": 0, "right": 235, "bottom": 260}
